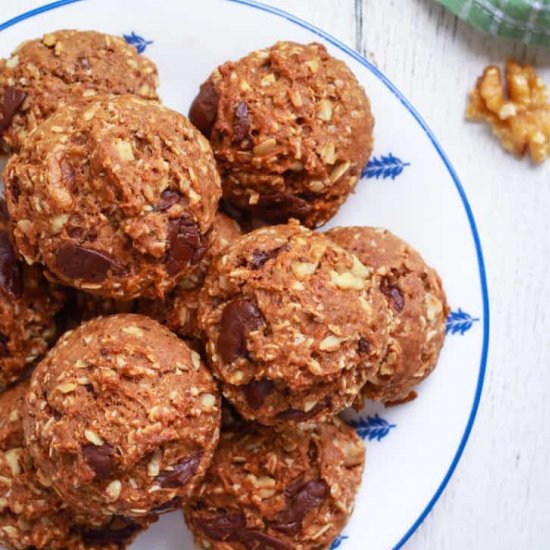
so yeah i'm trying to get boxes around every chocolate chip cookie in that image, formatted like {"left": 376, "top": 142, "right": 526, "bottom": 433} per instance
{"left": 4, "top": 95, "right": 221, "bottom": 300}
{"left": 0, "top": 199, "right": 64, "bottom": 389}
{"left": 0, "top": 30, "right": 159, "bottom": 152}
{"left": 198, "top": 222, "right": 389, "bottom": 425}
{"left": 189, "top": 41, "right": 374, "bottom": 228}
{"left": 327, "top": 227, "right": 449, "bottom": 404}
{"left": 184, "top": 417, "right": 365, "bottom": 550}
{"left": 0, "top": 381, "right": 152, "bottom": 549}
{"left": 23, "top": 314, "right": 221, "bottom": 518}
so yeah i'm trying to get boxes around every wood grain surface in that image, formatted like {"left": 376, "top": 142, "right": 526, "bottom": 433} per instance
{"left": 1, "top": 1, "right": 549, "bottom": 548}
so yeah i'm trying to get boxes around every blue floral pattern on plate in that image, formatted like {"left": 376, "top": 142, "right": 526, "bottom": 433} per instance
{"left": 362, "top": 153, "right": 410, "bottom": 180}
{"left": 330, "top": 534, "right": 349, "bottom": 549}
{"left": 123, "top": 31, "right": 153, "bottom": 53}
{"left": 348, "top": 414, "right": 396, "bottom": 442}
{"left": 446, "top": 309, "right": 479, "bottom": 335}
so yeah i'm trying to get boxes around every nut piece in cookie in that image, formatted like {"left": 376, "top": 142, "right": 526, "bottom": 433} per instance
{"left": 189, "top": 41, "right": 374, "bottom": 228}
{"left": 4, "top": 95, "right": 221, "bottom": 300}
{"left": 0, "top": 30, "right": 159, "bottom": 152}
{"left": 0, "top": 381, "right": 153, "bottom": 550}
{"left": 0, "top": 199, "right": 64, "bottom": 389}
{"left": 23, "top": 314, "right": 221, "bottom": 518}
{"left": 198, "top": 222, "right": 390, "bottom": 425}
{"left": 327, "top": 226, "right": 449, "bottom": 405}
{"left": 184, "top": 417, "right": 365, "bottom": 550}
{"left": 466, "top": 60, "right": 550, "bottom": 163}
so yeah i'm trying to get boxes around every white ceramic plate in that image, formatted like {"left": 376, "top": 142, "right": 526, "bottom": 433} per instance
{"left": 0, "top": 1, "right": 489, "bottom": 549}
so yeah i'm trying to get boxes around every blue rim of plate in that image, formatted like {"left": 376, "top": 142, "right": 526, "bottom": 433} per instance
{"left": 0, "top": 1, "right": 490, "bottom": 548}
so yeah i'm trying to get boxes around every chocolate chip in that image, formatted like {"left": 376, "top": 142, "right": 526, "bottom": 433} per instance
{"left": 250, "top": 193, "right": 312, "bottom": 223}
{"left": 189, "top": 80, "right": 219, "bottom": 137}
{"left": 0, "top": 229, "right": 22, "bottom": 300}
{"left": 233, "top": 102, "right": 249, "bottom": 142}
{"left": 155, "top": 189, "right": 183, "bottom": 212}
{"left": 195, "top": 511, "right": 246, "bottom": 541}
{"left": 0, "top": 87, "right": 26, "bottom": 134}
{"left": 271, "top": 479, "right": 328, "bottom": 537}
{"left": 0, "top": 199, "right": 9, "bottom": 221}
{"left": 243, "top": 378, "right": 274, "bottom": 409}
{"left": 194, "top": 512, "right": 291, "bottom": 550}
{"left": 0, "top": 333, "right": 9, "bottom": 358}
{"left": 250, "top": 244, "right": 288, "bottom": 270}
{"left": 155, "top": 453, "right": 202, "bottom": 488}
{"left": 82, "top": 443, "right": 114, "bottom": 481}
{"left": 166, "top": 217, "right": 207, "bottom": 276}
{"left": 217, "top": 299, "right": 263, "bottom": 363}
{"left": 358, "top": 337, "right": 370, "bottom": 354}
{"left": 55, "top": 243, "right": 122, "bottom": 283}
{"left": 275, "top": 400, "right": 327, "bottom": 423}
{"left": 290, "top": 479, "right": 327, "bottom": 518}
{"left": 380, "top": 277, "right": 405, "bottom": 312}
{"left": 74, "top": 516, "right": 141, "bottom": 545}
{"left": 151, "top": 496, "right": 182, "bottom": 514}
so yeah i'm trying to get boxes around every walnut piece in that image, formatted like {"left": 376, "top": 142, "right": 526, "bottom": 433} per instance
{"left": 466, "top": 60, "right": 550, "bottom": 163}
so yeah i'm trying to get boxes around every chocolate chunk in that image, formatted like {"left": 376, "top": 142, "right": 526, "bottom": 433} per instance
{"left": 237, "top": 529, "right": 292, "bottom": 550}
{"left": 290, "top": 479, "right": 328, "bottom": 518}
{"left": 0, "top": 333, "right": 9, "bottom": 358}
{"left": 195, "top": 511, "right": 246, "bottom": 541}
{"left": 358, "top": 337, "right": 370, "bottom": 354}
{"left": 380, "top": 277, "right": 405, "bottom": 312}
{"left": 217, "top": 299, "right": 263, "bottom": 363}
{"left": 151, "top": 496, "right": 182, "bottom": 514}
{"left": 276, "top": 400, "right": 327, "bottom": 423}
{"left": 0, "top": 87, "right": 26, "bottom": 133}
{"left": 243, "top": 378, "right": 274, "bottom": 409}
{"left": 251, "top": 193, "right": 312, "bottom": 223}
{"left": 233, "top": 102, "right": 249, "bottom": 142}
{"left": 155, "top": 189, "right": 183, "bottom": 212}
{"left": 82, "top": 443, "right": 114, "bottom": 481}
{"left": 155, "top": 454, "right": 201, "bottom": 488}
{"left": 0, "top": 229, "right": 22, "bottom": 299}
{"left": 272, "top": 479, "right": 328, "bottom": 536}
{"left": 195, "top": 512, "right": 291, "bottom": 550}
{"left": 0, "top": 199, "right": 9, "bottom": 221}
{"left": 166, "top": 217, "right": 207, "bottom": 276}
{"left": 75, "top": 516, "right": 141, "bottom": 544}
{"left": 250, "top": 244, "right": 288, "bottom": 270}
{"left": 189, "top": 80, "right": 219, "bottom": 137}
{"left": 55, "top": 243, "right": 122, "bottom": 283}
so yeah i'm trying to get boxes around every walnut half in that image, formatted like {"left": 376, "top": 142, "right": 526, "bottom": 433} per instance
{"left": 466, "top": 60, "right": 550, "bottom": 163}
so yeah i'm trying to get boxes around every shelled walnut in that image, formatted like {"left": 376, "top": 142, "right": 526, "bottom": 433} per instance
{"left": 466, "top": 60, "right": 550, "bottom": 163}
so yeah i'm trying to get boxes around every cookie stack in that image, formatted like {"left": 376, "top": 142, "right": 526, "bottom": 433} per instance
{"left": 0, "top": 33, "right": 448, "bottom": 549}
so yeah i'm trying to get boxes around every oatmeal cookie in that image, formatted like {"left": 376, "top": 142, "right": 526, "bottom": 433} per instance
{"left": 184, "top": 417, "right": 365, "bottom": 550}
{"left": 0, "top": 381, "right": 152, "bottom": 550}
{"left": 4, "top": 95, "right": 221, "bottom": 300}
{"left": 198, "top": 222, "right": 389, "bottom": 425}
{"left": 189, "top": 41, "right": 374, "bottom": 228}
{"left": 0, "top": 199, "right": 64, "bottom": 389}
{"left": 327, "top": 226, "right": 448, "bottom": 404}
{"left": 0, "top": 30, "right": 159, "bottom": 152}
{"left": 23, "top": 314, "right": 221, "bottom": 518}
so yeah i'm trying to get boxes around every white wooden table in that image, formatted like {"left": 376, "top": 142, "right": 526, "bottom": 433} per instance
{"left": 2, "top": 1, "right": 549, "bottom": 548}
